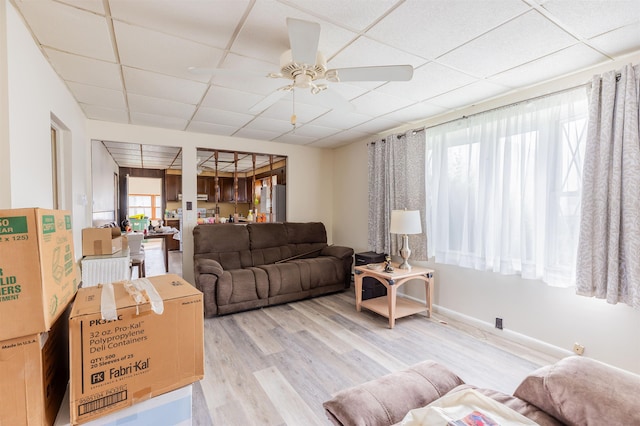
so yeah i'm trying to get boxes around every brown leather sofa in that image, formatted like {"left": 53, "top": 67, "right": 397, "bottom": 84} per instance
{"left": 193, "top": 222, "right": 354, "bottom": 317}
{"left": 323, "top": 356, "right": 640, "bottom": 425}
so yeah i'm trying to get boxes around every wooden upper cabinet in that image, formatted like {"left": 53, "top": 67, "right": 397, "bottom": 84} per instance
{"left": 165, "top": 174, "right": 181, "bottom": 202}
{"left": 196, "top": 176, "right": 208, "bottom": 194}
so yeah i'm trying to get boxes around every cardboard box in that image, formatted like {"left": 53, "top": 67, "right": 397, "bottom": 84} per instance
{"left": 82, "top": 227, "right": 124, "bottom": 256}
{"left": 69, "top": 274, "right": 204, "bottom": 425}
{"left": 0, "top": 307, "right": 70, "bottom": 425}
{"left": 55, "top": 384, "right": 192, "bottom": 426}
{"left": 0, "top": 208, "right": 78, "bottom": 341}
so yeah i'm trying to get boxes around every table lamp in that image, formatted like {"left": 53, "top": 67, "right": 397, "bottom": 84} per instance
{"left": 390, "top": 209, "right": 422, "bottom": 270}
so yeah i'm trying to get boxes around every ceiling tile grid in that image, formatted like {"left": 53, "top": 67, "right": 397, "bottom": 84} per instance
{"left": 11, "top": 0, "right": 640, "bottom": 161}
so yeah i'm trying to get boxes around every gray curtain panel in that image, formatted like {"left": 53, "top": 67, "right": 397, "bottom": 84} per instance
{"left": 576, "top": 63, "right": 640, "bottom": 307}
{"left": 368, "top": 130, "right": 427, "bottom": 261}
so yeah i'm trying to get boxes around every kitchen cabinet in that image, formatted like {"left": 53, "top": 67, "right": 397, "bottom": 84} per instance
{"left": 196, "top": 176, "right": 208, "bottom": 195}
{"left": 219, "top": 177, "right": 247, "bottom": 202}
{"left": 165, "top": 174, "right": 181, "bottom": 202}
{"left": 164, "top": 219, "right": 181, "bottom": 251}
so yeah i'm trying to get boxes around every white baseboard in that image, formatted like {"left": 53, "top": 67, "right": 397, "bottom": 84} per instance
{"left": 402, "top": 293, "right": 573, "bottom": 359}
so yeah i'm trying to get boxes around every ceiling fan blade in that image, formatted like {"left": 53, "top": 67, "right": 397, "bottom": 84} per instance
{"left": 286, "top": 17, "right": 320, "bottom": 65}
{"left": 249, "top": 90, "right": 288, "bottom": 113}
{"left": 327, "top": 65, "right": 414, "bottom": 82}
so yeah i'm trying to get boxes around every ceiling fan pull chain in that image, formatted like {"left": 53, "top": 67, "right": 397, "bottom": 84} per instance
{"left": 291, "top": 89, "right": 297, "bottom": 132}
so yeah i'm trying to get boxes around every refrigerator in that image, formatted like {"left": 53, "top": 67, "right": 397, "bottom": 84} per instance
{"left": 260, "top": 184, "right": 286, "bottom": 222}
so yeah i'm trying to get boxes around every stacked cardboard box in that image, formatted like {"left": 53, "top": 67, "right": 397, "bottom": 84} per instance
{"left": 0, "top": 208, "right": 79, "bottom": 425}
{"left": 82, "top": 227, "right": 126, "bottom": 256}
{"left": 68, "top": 274, "right": 204, "bottom": 425}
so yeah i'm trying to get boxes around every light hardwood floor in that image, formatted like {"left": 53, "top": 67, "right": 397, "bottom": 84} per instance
{"left": 140, "top": 244, "right": 561, "bottom": 426}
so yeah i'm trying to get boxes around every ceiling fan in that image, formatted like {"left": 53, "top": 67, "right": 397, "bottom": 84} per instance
{"left": 190, "top": 17, "right": 414, "bottom": 117}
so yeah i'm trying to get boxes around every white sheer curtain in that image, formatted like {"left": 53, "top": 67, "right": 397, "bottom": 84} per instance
{"left": 576, "top": 64, "right": 640, "bottom": 307}
{"left": 368, "top": 130, "right": 427, "bottom": 260}
{"left": 426, "top": 88, "right": 588, "bottom": 286}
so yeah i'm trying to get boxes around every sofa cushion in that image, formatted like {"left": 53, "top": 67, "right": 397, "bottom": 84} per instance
{"left": 292, "top": 257, "right": 344, "bottom": 289}
{"left": 285, "top": 222, "right": 327, "bottom": 244}
{"left": 323, "top": 360, "right": 464, "bottom": 426}
{"left": 248, "top": 223, "right": 288, "bottom": 249}
{"left": 514, "top": 356, "right": 640, "bottom": 426}
{"left": 216, "top": 267, "right": 269, "bottom": 306}
{"left": 259, "top": 263, "right": 308, "bottom": 296}
{"left": 193, "top": 224, "right": 253, "bottom": 269}
{"left": 251, "top": 246, "right": 293, "bottom": 266}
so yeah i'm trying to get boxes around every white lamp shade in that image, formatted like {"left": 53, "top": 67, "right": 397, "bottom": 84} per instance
{"left": 390, "top": 210, "right": 422, "bottom": 235}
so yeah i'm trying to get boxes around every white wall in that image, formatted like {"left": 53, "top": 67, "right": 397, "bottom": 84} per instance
{"left": 4, "top": 0, "right": 91, "bottom": 258}
{"left": 86, "top": 120, "right": 335, "bottom": 283}
{"left": 91, "top": 140, "right": 119, "bottom": 221}
{"left": 333, "top": 53, "right": 640, "bottom": 374}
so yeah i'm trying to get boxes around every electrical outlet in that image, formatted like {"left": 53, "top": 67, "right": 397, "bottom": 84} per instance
{"left": 573, "top": 343, "right": 585, "bottom": 356}
{"left": 495, "top": 318, "right": 503, "bottom": 330}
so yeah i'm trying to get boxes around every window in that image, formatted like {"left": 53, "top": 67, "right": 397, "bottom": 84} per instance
{"left": 128, "top": 194, "right": 162, "bottom": 220}
{"left": 426, "top": 88, "right": 588, "bottom": 286}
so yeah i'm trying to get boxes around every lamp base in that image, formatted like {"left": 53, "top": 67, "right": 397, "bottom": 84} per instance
{"left": 398, "top": 234, "right": 412, "bottom": 270}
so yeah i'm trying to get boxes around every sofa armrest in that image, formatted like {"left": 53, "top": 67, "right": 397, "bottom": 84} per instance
{"left": 193, "top": 258, "right": 224, "bottom": 317}
{"left": 322, "top": 360, "right": 464, "bottom": 426}
{"left": 195, "top": 258, "right": 224, "bottom": 277}
{"left": 321, "top": 245, "right": 354, "bottom": 260}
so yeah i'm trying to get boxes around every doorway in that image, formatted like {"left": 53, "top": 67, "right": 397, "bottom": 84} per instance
{"left": 91, "top": 140, "right": 183, "bottom": 277}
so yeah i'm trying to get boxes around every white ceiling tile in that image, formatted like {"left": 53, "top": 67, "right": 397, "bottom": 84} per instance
{"left": 428, "top": 80, "right": 510, "bottom": 110}
{"left": 366, "top": 0, "right": 531, "bottom": 59}
{"left": 110, "top": 0, "right": 250, "bottom": 48}
{"left": 233, "top": 128, "right": 283, "bottom": 141}
{"left": 103, "top": 141, "right": 139, "bottom": 151}
{"left": 309, "top": 110, "right": 372, "bottom": 129}
{"left": 260, "top": 95, "right": 330, "bottom": 124}
{"left": 15, "top": 0, "right": 640, "bottom": 150}
{"left": 382, "top": 102, "right": 447, "bottom": 123}
{"left": 350, "top": 91, "right": 415, "bottom": 117}
{"left": 44, "top": 48, "right": 122, "bottom": 90}
{"left": 67, "top": 82, "right": 126, "bottom": 109}
{"left": 128, "top": 93, "right": 196, "bottom": 120}
{"left": 58, "top": 0, "right": 104, "bottom": 15}
{"left": 309, "top": 130, "right": 369, "bottom": 147}
{"left": 490, "top": 44, "right": 608, "bottom": 88}
{"left": 142, "top": 145, "right": 180, "bottom": 154}
{"left": 272, "top": 132, "right": 317, "bottom": 145}
{"left": 589, "top": 23, "right": 640, "bottom": 57}
{"left": 286, "top": 0, "right": 398, "bottom": 32}
{"left": 327, "top": 83, "right": 370, "bottom": 101}
{"left": 113, "top": 21, "right": 224, "bottom": 82}
{"left": 288, "top": 124, "right": 341, "bottom": 139}
{"left": 17, "top": 1, "right": 115, "bottom": 61}
{"left": 329, "top": 36, "right": 427, "bottom": 70}
{"left": 192, "top": 107, "right": 254, "bottom": 127}
{"left": 130, "top": 112, "right": 187, "bottom": 130}
{"left": 439, "top": 11, "right": 577, "bottom": 78}
{"left": 233, "top": 1, "right": 357, "bottom": 64}
{"left": 376, "top": 62, "right": 478, "bottom": 101}
{"left": 201, "top": 86, "right": 264, "bottom": 113}
{"left": 351, "top": 116, "right": 403, "bottom": 134}
{"left": 245, "top": 116, "right": 293, "bottom": 134}
{"left": 541, "top": 0, "right": 640, "bottom": 39}
{"left": 207, "top": 54, "right": 285, "bottom": 95}
{"left": 81, "top": 104, "right": 129, "bottom": 123}
{"left": 123, "top": 67, "right": 207, "bottom": 105}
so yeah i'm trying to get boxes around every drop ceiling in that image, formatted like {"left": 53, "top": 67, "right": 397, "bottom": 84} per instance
{"left": 13, "top": 0, "right": 640, "bottom": 158}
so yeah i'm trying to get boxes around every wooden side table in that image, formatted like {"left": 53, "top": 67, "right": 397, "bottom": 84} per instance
{"left": 354, "top": 263, "right": 435, "bottom": 328}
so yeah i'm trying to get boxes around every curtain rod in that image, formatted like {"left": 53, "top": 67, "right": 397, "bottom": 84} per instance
{"left": 370, "top": 69, "right": 628, "bottom": 144}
